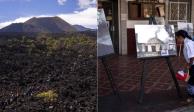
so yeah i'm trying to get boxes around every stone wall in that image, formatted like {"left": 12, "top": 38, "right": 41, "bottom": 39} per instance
{"left": 118, "top": 0, "right": 128, "bottom": 55}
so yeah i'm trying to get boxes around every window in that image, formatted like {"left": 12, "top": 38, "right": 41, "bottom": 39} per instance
{"left": 151, "top": 46, "right": 156, "bottom": 52}
{"left": 145, "top": 46, "right": 148, "bottom": 52}
{"left": 168, "top": 0, "right": 191, "bottom": 25}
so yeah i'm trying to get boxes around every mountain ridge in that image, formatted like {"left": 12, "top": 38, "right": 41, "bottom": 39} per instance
{"left": 0, "top": 17, "right": 95, "bottom": 33}
{"left": 73, "top": 25, "right": 92, "bottom": 31}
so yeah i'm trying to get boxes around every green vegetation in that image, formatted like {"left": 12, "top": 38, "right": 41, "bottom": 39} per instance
{"left": 5, "top": 35, "right": 96, "bottom": 56}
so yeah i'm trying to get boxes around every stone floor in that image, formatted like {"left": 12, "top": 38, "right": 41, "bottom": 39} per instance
{"left": 168, "top": 105, "right": 194, "bottom": 112}
{"left": 98, "top": 55, "right": 194, "bottom": 112}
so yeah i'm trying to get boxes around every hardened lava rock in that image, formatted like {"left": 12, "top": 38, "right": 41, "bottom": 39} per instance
{"left": 0, "top": 37, "right": 97, "bottom": 112}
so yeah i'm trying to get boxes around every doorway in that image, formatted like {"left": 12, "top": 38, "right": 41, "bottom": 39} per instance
{"left": 98, "top": 0, "right": 119, "bottom": 54}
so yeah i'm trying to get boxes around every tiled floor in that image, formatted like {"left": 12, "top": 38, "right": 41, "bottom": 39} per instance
{"left": 98, "top": 55, "right": 187, "bottom": 96}
{"left": 98, "top": 55, "right": 192, "bottom": 112}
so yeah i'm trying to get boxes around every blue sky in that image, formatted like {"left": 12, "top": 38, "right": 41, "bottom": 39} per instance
{"left": 0, "top": 0, "right": 97, "bottom": 29}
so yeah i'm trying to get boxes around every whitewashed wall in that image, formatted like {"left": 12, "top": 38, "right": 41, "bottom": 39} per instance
{"left": 127, "top": 20, "right": 149, "bottom": 28}
{"left": 192, "top": 0, "right": 194, "bottom": 24}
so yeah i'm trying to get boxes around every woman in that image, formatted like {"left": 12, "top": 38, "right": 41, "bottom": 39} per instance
{"left": 176, "top": 30, "right": 194, "bottom": 97}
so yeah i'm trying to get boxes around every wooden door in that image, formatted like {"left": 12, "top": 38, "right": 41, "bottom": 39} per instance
{"left": 127, "top": 28, "right": 137, "bottom": 55}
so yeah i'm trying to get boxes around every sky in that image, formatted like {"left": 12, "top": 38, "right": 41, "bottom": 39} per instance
{"left": 0, "top": 0, "right": 97, "bottom": 29}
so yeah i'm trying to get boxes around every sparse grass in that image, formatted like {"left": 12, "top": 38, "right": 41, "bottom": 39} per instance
{"left": 6, "top": 35, "right": 96, "bottom": 54}
{"left": 35, "top": 90, "right": 58, "bottom": 102}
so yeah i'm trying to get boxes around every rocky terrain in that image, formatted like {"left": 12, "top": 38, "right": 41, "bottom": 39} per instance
{"left": 0, "top": 35, "right": 96, "bottom": 112}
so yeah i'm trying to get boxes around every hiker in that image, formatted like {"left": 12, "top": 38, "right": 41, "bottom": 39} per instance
{"left": 175, "top": 30, "right": 194, "bottom": 98}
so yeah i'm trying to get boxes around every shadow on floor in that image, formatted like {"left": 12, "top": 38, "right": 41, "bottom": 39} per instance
{"left": 98, "top": 88, "right": 194, "bottom": 112}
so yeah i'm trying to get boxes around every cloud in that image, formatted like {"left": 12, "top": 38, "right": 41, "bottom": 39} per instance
{"left": 0, "top": 15, "right": 52, "bottom": 29}
{"left": 58, "top": 7, "right": 97, "bottom": 28}
{"left": 78, "top": 0, "right": 96, "bottom": 9}
{"left": 0, "top": 7, "right": 97, "bottom": 29}
{"left": 57, "top": 0, "right": 67, "bottom": 5}
{"left": 0, "top": 16, "right": 32, "bottom": 29}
